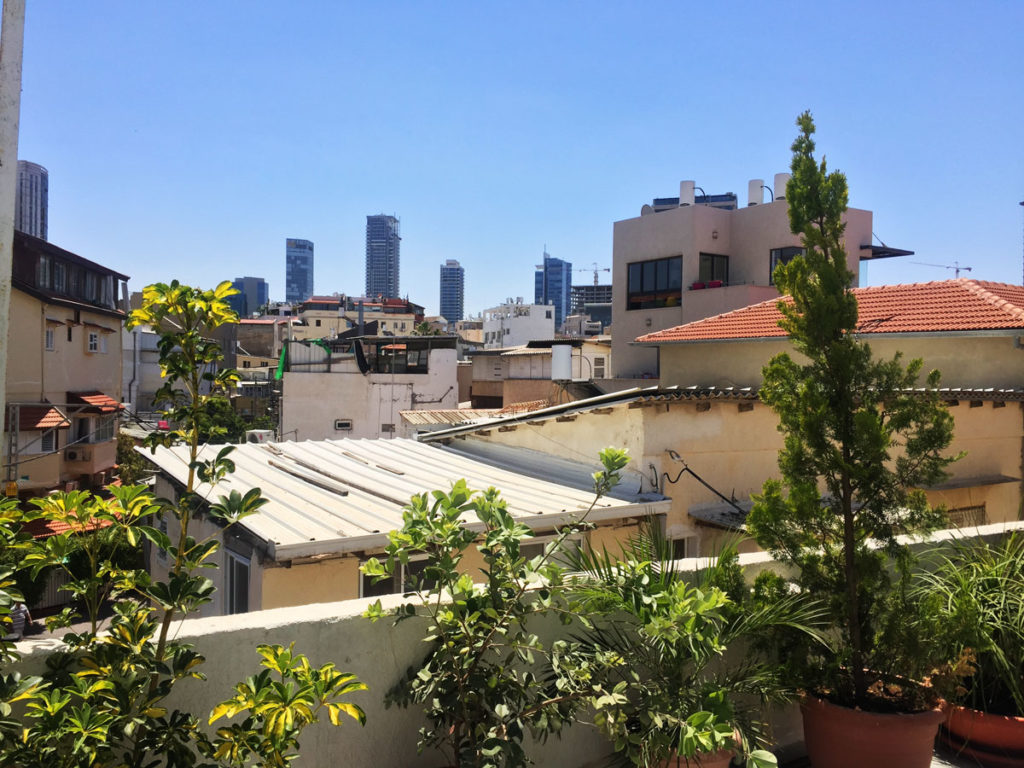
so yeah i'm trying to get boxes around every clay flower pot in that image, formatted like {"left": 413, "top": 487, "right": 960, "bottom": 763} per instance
{"left": 938, "top": 705, "right": 1024, "bottom": 768}
{"left": 800, "top": 695, "right": 944, "bottom": 768}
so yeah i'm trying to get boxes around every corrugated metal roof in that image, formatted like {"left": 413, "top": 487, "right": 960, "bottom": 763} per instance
{"left": 399, "top": 409, "right": 499, "bottom": 426}
{"left": 141, "top": 438, "right": 670, "bottom": 561}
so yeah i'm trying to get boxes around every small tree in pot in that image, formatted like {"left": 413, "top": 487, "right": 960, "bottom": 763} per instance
{"left": 746, "top": 112, "right": 958, "bottom": 768}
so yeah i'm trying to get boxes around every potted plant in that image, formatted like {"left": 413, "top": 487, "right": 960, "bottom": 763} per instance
{"left": 915, "top": 532, "right": 1024, "bottom": 767}
{"left": 362, "top": 448, "right": 630, "bottom": 768}
{"left": 568, "top": 524, "right": 826, "bottom": 768}
{"left": 745, "top": 112, "right": 959, "bottom": 768}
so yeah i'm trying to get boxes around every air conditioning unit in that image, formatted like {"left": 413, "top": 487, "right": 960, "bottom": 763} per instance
{"left": 65, "top": 447, "right": 91, "bottom": 462}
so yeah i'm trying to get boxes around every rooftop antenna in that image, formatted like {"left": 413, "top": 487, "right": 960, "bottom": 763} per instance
{"left": 910, "top": 260, "right": 973, "bottom": 278}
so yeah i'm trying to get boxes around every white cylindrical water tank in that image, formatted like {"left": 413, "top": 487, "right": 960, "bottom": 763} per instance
{"left": 551, "top": 344, "right": 572, "bottom": 381}
{"left": 679, "top": 180, "right": 695, "bottom": 207}
{"left": 748, "top": 179, "right": 763, "bottom": 206}
{"left": 774, "top": 173, "right": 792, "bottom": 200}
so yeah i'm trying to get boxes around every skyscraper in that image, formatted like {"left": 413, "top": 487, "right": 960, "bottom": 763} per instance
{"left": 228, "top": 276, "right": 270, "bottom": 318}
{"left": 16, "top": 160, "right": 48, "bottom": 240}
{"left": 534, "top": 251, "right": 572, "bottom": 330}
{"left": 439, "top": 259, "right": 465, "bottom": 323}
{"left": 285, "top": 238, "right": 314, "bottom": 303}
{"left": 365, "top": 214, "right": 400, "bottom": 298}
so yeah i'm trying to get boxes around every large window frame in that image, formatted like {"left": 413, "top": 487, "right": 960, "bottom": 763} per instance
{"left": 698, "top": 253, "right": 729, "bottom": 284}
{"left": 769, "top": 247, "right": 805, "bottom": 285}
{"left": 626, "top": 256, "right": 683, "bottom": 310}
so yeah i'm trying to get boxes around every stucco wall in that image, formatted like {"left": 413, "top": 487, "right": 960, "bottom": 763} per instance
{"left": 282, "top": 349, "right": 458, "bottom": 441}
{"left": 659, "top": 334, "right": 1024, "bottom": 392}
{"left": 262, "top": 557, "right": 362, "bottom": 607}
{"left": 609, "top": 199, "right": 871, "bottom": 379}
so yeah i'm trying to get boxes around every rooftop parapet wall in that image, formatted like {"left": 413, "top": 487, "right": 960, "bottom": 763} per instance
{"left": 9, "top": 521, "right": 1024, "bottom": 768}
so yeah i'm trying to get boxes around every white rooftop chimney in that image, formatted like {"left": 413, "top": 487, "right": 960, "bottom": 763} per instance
{"left": 774, "top": 173, "right": 791, "bottom": 201}
{"left": 679, "top": 180, "right": 695, "bottom": 207}
{"left": 748, "top": 179, "right": 764, "bottom": 207}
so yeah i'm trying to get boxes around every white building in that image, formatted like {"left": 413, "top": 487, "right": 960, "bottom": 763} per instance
{"left": 280, "top": 336, "right": 459, "bottom": 441}
{"left": 482, "top": 299, "right": 555, "bottom": 348}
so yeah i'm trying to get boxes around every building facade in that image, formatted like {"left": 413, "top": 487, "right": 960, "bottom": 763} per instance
{"left": 6, "top": 232, "right": 128, "bottom": 495}
{"left": 228, "top": 276, "right": 269, "bottom": 318}
{"left": 534, "top": 251, "right": 572, "bottom": 330}
{"left": 609, "top": 175, "right": 902, "bottom": 379}
{"left": 570, "top": 283, "right": 612, "bottom": 315}
{"left": 482, "top": 300, "right": 554, "bottom": 348}
{"left": 15, "top": 160, "right": 48, "bottom": 241}
{"left": 285, "top": 238, "right": 314, "bottom": 304}
{"left": 365, "top": 215, "right": 401, "bottom": 298}
{"left": 439, "top": 259, "right": 465, "bottom": 323}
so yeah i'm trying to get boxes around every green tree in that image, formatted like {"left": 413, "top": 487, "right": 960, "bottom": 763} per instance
{"left": 116, "top": 431, "right": 151, "bottom": 485}
{"left": 0, "top": 281, "right": 365, "bottom": 767}
{"left": 746, "top": 112, "right": 957, "bottom": 708}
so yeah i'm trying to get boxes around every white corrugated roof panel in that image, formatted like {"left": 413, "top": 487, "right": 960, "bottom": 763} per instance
{"left": 141, "top": 438, "right": 669, "bottom": 560}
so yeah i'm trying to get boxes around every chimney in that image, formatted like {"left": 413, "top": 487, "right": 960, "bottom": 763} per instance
{"left": 774, "top": 173, "right": 791, "bottom": 201}
{"left": 679, "top": 180, "right": 695, "bottom": 207}
{"left": 748, "top": 179, "right": 763, "bottom": 207}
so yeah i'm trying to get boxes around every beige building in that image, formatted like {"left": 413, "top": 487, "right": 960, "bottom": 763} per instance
{"left": 141, "top": 437, "right": 669, "bottom": 614}
{"left": 5, "top": 232, "right": 128, "bottom": 495}
{"left": 610, "top": 177, "right": 907, "bottom": 380}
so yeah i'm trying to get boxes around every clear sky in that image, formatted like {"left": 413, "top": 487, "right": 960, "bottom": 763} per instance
{"left": 15, "top": 1, "right": 1024, "bottom": 317}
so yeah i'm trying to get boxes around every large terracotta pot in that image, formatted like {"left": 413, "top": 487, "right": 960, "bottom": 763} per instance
{"left": 800, "top": 695, "right": 944, "bottom": 768}
{"left": 658, "top": 747, "right": 734, "bottom": 768}
{"left": 938, "top": 705, "right": 1024, "bottom": 767}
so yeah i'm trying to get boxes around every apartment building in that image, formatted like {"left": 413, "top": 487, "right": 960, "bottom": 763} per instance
{"left": 5, "top": 232, "right": 128, "bottom": 495}
{"left": 482, "top": 299, "right": 554, "bottom": 348}
{"left": 611, "top": 175, "right": 909, "bottom": 379}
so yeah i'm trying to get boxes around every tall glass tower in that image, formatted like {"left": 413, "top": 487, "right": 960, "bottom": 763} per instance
{"left": 534, "top": 251, "right": 572, "bottom": 330}
{"left": 16, "top": 160, "right": 48, "bottom": 240}
{"left": 365, "top": 215, "right": 401, "bottom": 298}
{"left": 439, "top": 259, "right": 465, "bottom": 323}
{"left": 285, "top": 238, "right": 314, "bottom": 303}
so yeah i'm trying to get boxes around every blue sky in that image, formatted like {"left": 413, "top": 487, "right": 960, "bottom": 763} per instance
{"left": 17, "top": 1, "right": 1024, "bottom": 316}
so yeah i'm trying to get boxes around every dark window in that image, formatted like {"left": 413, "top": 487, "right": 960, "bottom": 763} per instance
{"left": 698, "top": 253, "right": 729, "bottom": 284}
{"left": 226, "top": 552, "right": 250, "bottom": 614}
{"left": 627, "top": 256, "right": 682, "bottom": 310}
{"left": 769, "top": 247, "right": 805, "bottom": 285}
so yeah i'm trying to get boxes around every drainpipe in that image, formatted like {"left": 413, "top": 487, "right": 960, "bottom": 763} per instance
{"left": 0, "top": 0, "right": 26, "bottom": 490}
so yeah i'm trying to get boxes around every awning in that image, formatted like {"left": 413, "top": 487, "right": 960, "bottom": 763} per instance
{"left": 4, "top": 403, "right": 71, "bottom": 431}
{"left": 687, "top": 500, "right": 753, "bottom": 530}
{"left": 66, "top": 391, "right": 122, "bottom": 414}
{"left": 923, "top": 474, "right": 1021, "bottom": 491}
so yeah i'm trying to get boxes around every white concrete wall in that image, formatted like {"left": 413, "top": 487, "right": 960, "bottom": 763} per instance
{"left": 482, "top": 303, "right": 555, "bottom": 348}
{"left": 13, "top": 521, "right": 1023, "bottom": 768}
{"left": 282, "top": 349, "right": 458, "bottom": 441}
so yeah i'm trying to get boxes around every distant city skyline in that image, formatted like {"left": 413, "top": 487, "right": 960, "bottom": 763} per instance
{"left": 15, "top": 160, "right": 47, "bottom": 240}
{"left": 365, "top": 214, "right": 400, "bottom": 299}
{"left": 285, "top": 238, "right": 314, "bottom": 303}
{"left": 12, "top": 4, "right": 1024, "bottom": 317}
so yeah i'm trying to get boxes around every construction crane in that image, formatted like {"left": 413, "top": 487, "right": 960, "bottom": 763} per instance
{"left": 576, "top": 262, "right": 610, "bottom": 286}
{"left": 910, "top": 260, "right": 973, "bottom": 278}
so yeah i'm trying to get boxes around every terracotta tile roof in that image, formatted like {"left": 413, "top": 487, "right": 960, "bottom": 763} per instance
{"left": 22, "top": 515, "right": 114, "bottom": 540}
{"left": 66, "top": 391, "right": 122, "bottom": 413}
{"left": 4, "top": 403, "right": 71, "bottom": 431}
{"left": 636, "top": 279, "right": 1024, "bottom": 344}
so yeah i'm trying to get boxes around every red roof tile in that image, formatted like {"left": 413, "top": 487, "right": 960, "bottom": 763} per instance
{"left": 3, "top": 404, "right": 71, "bottom": 431}
{"left": 66, "top": 391, "right": 122, "bottom": 413}
{"left": 636, "top": 279, "right": 1024, "bottom": 344}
